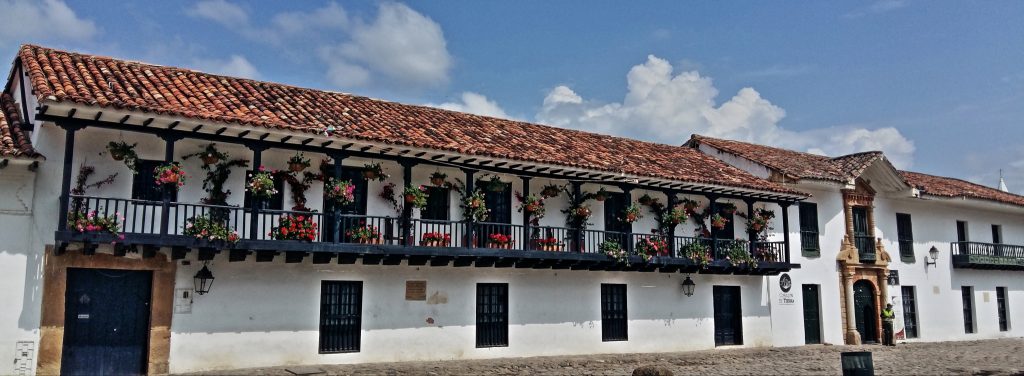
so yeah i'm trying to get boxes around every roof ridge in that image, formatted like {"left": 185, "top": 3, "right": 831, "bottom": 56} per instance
{"left": 20, "top": 44, "right": 692, "bottom": 152}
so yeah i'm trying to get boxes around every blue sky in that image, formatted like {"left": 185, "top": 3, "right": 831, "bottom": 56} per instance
{"left": 2, "top": 0, "right": 1023, "bottom": 191}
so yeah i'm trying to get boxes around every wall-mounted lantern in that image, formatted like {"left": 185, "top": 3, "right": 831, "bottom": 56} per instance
{"left": 681, "top": 275, "right": 696, "bottom": 297}
{"left": 925, "top": 246, "right": 939, "bottom": 267}
{"left": 193, "top": 263, "right": 215, "bottom": 295}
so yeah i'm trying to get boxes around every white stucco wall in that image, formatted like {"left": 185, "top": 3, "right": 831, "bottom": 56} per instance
{"left": 0, "top": 168, "right": 41, "bottom": 375}
{"left": 167, "top": 256, "right": 773, "bottom": 373}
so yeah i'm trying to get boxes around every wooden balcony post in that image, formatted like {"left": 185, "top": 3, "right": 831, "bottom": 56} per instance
{"left": 666, "top": 191, "right": 678, "bottom": 256}
{"left": 745, "top": 199, "right": 756, "bottom": 256}
{"left": 572, "top": 181, "right": 583, "bottom": 253}
{"left": 463, "top": 169, "right": 476, "bottom": 248}
{"left": 521, "top": 176, "right": 532, "bottom": 249}
{"left": 247, "top": 144, "right": 265, "bottom": 240}
{"left": 781, "top": 202, "right": 792, "bottom": 264}
{"left": 400, "top": 160, "right": 416, "bottom": 246}
{"left": 329, "top": 151, "right": 346, "bottom": 243}
{"left": 56, "top": 122, "right": 83, "bottom": 233}
{"left": 707, "top": 194, "right": 719, "bottom": 258}
{"left": 159, "top": 134, "right": 182, "bottom": 237}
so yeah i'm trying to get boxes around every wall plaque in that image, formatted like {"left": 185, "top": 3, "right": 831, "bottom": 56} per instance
{"left": 406, "top": 280, "right": 427, "bottom": 301}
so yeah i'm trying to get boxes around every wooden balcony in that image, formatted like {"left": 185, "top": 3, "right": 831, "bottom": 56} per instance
{"left": 951, "top": 241, "right": 1024, "bottom": 271}
{"left": 57, "top": 195, "right": 793, "bottom": 275}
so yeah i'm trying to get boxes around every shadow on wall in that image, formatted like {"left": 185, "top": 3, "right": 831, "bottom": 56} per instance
{"left": 166, "top": 259, "right": 772, "bottom": 334}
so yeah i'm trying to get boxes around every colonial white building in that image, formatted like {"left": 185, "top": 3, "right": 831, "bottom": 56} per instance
{"left": 0, "top": 45, "right": 1019, "bottom": 375}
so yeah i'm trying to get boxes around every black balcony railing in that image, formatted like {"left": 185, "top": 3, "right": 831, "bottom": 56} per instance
{"left": 58, "top": 194, "right": 793, "bottom": 273}
{"left": 800, "top": 230, "right": 820, "bottom": 253}
{"left": 854, "top": 235, "right": 876, "bottom": 262}
{"left": 951, "top": 241, "right": 1024, "bottom": 270}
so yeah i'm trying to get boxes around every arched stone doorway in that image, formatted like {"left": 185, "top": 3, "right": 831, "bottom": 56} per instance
{"left": 853, "top": 280, "right": 878, "bottom": 343}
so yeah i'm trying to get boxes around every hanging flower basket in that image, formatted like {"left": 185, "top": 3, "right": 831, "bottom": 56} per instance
{"left": 720, "top": 203, "right": 737, "bottom": 215}
{"left": 403, "top": 185, "right": 429, "bottom": 209}
{"left": 638, "top": 194, "right": 654, "bottom": 206}
{"left": 594, "top": 188, "right": 609, "bottom": 202}
{"left": 541, "top": 184, "right": 561, "bottom": 198}
{"left": 711, "top": 213, "right": 729, "bottom": 230}
{"left": 154, "top": 163, "right": 187, "bottom": 189}
{"left": 287, "top": 152, "right": 311, "bottom": 172}
{"left": 246, "top": 167, "right": 278, "bottom": 200}
{"left": 201, "top": 153, "right": 220, "bottom": 165}
{"left": 486, "top": 176, "right": 506, "bottom": 192}
{"left": 362, "top": 163, "right": 387, "bottom": 181}
{"left": 324, "top": 178, "right": 355, "bottom": 205}
{"left": 622, "top": 203, "right": 643, "bottom": 224}
{"left": 430, "top": 171, "right": 447, "bottom": 186}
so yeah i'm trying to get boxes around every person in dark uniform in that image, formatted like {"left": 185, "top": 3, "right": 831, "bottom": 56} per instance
{"left": 881, "top": 303, "right": 896, "bottom": 346}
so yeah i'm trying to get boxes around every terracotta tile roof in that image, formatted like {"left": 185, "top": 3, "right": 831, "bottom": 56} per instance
{"left": 688, "top": 134, "right": 884, "bottom": 183}
{"left": 14, "top": 44, "right": 804, "bottom": 197}
{"left": 0, "top": 93, "right": 40, "bottom": 159}
{"left": 901, "top": 170, "right": 1024, "bottom": 207}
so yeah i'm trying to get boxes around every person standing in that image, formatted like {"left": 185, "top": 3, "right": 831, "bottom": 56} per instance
{"left": 881, "top": 303, "right": 896, "bottom": 346}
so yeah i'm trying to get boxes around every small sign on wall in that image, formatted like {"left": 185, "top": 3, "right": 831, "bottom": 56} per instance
{"left": 14, "top": 341, "right": 34, "bottom": 376}
{"left": 777, "top": 273, "right": 795, "bottom": 305}
{"left": 406, "top": 280, "right": 427, "bottom": 301}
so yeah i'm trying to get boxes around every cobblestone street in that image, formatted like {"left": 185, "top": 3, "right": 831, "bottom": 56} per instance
{"left": 186, "top": 338, "right": 1024, "bottom": 375}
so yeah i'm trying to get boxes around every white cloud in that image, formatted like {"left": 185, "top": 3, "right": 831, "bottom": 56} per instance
{"left": 191, "top": 55, "right": 260, "bottom": 79}
{"left": 321, "top": 3, "right": 451, "bottom": 88}
{"left": 186, "top": 0, "right": 248, "bottom": 26}
{"left": 536, "top": 55, "right": 916, "bottom": 168}
{"left": 188, "top": 1, "right": 452, "bottom": 90}
{"left": 0, "top": 0, "right": 97, "bottom": 44}
{"left": 844, "top": 0, "right": 910, "bottom": 18}
{"left": 432, "top": 92, "right": 511, "bottom": 119}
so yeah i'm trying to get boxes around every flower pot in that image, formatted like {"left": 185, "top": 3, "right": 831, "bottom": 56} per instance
{"left": 595, "top": 194, "right": 606, "bottom": 202}
{"left": 110, "top": 152, "right": 126, "bottom": 161}
{"left": 525, "top": 203, "right": 539, "bottom": 213}
{"left": 626, "top": 213, "right": 637, "bottom": 222}
{"left": 712, "top": 222, "right": 726, "bottom": 230}
{"left": 576, "top": 207, "right": 591, "bottom": 218}
{"left": 289, "top": 163, "right": 306, "bottom": 172}
{"left": 404, "top": 194, "right": 417, "bottom": 203}
{"left": 470, "top": 199, "right": 482, "bottom": 208}
{"left": 430, "top": 177, "right": 445, "bottom": 186}
{"left": 363, "top": 170, "right": 378, "bottom": 180}
{"left": 201, "top": 154, "right": 220, "bottom": 165}
{"left": 752, "top": 223, "right": 763, "bottom": 232}
{"left": 541, "top": 188, "right": 559, "bottom": 198}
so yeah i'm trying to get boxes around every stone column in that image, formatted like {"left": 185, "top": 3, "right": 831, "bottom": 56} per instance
{"left": 843, "top": 268, "right": 862, "bottom": 345}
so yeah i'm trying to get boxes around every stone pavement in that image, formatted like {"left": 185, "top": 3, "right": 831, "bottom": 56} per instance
{"left": 183, "top": 338, "right": 1024, "bottom": 375}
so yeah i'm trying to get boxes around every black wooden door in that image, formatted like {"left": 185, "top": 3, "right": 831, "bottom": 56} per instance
{"left": 603, "top": 193, "right": 631, "bottom": 246}
{"left": 476, "top": 181, "right": 512, "bottom": 247}
{"left": 713, "top": 286, "right": 743, "bottom": 346}
{"left": 853, "top": 280, "right": 878, "bottom": 343}
{"left": 324, "top": 168, "right": 368, "bottom": 242}
{"left": 62, "top": 268, "right": 152, "bottom": 376}
{"left": 802, "top": 284, "right": 822, "bottom": 344}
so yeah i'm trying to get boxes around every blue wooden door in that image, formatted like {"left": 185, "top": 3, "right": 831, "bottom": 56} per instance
{"left": 61, "top": 268, "right": 152, "bottom": 376}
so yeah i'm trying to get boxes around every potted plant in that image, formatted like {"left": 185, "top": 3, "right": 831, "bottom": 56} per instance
{"left": 720, "top": 202, "right": 738, "bottom": 215}
{"left": 710, "top": 213, "right": 729, "bottom": 230}
{"left": 486, "top": 176, "right": 506, "bottom": 192}
{"left": 68, "top": 210, "right": 123, "bottom": 241}
{"left": 638, "top": 193, "right": 654, "bottom": 206}
{"left": 681, "top": 198, "right": 699, "bottom": 212}
{"left": 154, "top": 163, "right": 187, "bottom": 190}
{"left": 246, "top": 166, "right": 278, "bottom": 202}
{"left": 362, "top": 163, "right": 388, "bottom": 181}
{"left": 682, "top": 241, "right": 711, "bottom": 267}
{"left": 346, "top": 221, "right": 382, "bottom": 244}
{"left": 594, "top": 188, "right": 609, "bottom": 202}
{"left": 622, "top": 203, "right": 643, "bottom": 223}
{"left": 488, "top": 233, "right": 513, "bottom": 249}
{"left": 635, "top": 236, "right": 669, "bottom": 262}
{"left": 421, "top": 232, "right": 451, "bottom": 247}
{"left": 269, "top": 214, "right": 319, "bottom": 242}
{"left": 516, "top": 192, "right": 546, "bottom": 221}
{"left": 664, "top": 207, "right": 688, "bottom": 226}
{"left": 183, "top": 215, "right": 240, "bottom": 244}
{"left": 430, "top": 171, "right": 447, "bottom": 186}
{"left": 460, "top": 190, "right": 490, "bottom": 222}
{"left": 744, "top": 207, "right": 775, "bottom": 234}
{"left": 601, "top": 240, "right": 628, "bottom": 265}
{"left": 540, "top": 184, "right": 561, "bottom": 198}
{"left": 572, "top": 206, "right": 592, "bottom": 221}
{"left": 287, "top": 152, "right": 311, "bottom": 172}
{"left": 535, "top": 237, "right": 564, "bottom": 251}
{"left": 724, "top": 239, "right": 755, "bottom": 268}
{"left": 105, "top": 141, "right": 139, "bottom": 173}
{"left": 324, "top": 178, "right": 356, "bottom": 205}
{"left": 403, "top": 185, "right": 429, "bottom": 209}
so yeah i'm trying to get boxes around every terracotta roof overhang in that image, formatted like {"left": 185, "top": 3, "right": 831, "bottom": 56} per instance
{"left": 17, "top": 44, "right": 807, "bottom": 202}
{"left": 902, "top": 170, "right": 1024, "bottom": 210}
{"left": 38, "top": 102, "right": 807, "bottom": 203}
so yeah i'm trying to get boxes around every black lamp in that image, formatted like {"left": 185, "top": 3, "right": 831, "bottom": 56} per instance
{"left": 681, "top": 275, "right": 696, "bottom": 297}
{"left": 926, "top": 246, "right": 939, "bottom": 267}
{"left": 193, "top": 263, "right": 215, "bottom": 295}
